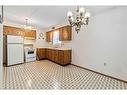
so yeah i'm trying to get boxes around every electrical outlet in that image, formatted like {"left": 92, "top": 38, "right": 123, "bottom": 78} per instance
{"left": 104, "top": 62, "right": 106, "bottom": 66}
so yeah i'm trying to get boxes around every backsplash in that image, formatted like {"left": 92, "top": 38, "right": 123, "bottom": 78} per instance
{"left": 45, "top": 41, "right": 72, "bottom": 48}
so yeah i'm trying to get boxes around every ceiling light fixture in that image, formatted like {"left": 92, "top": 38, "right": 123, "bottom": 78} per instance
{"left": 67, "top": 6, "right": 90, "bottom": 33}
{"left": 24, "top": 19, "right": 32, "bottom": 30}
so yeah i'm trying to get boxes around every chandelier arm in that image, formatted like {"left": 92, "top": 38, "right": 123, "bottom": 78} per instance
{"left": 69, "top": 21, "right": 76, "bottom": 27}
{"left": 82, "top": 22, "right": 87, "bottom": 25}
{"left": 72, "top": 22, "right": 76, "bottom": 27}
{"left": 67, "top": 6, "right": 90, "bottom": 33}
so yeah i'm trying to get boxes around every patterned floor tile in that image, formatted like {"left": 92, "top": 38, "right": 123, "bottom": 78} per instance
{"left": 1, "top": 60, "right": 127, "bottom": 89}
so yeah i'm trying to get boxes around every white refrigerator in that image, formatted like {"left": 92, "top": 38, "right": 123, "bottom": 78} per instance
{"left": 7, "top": 35, "right": 24, "bottom": 66}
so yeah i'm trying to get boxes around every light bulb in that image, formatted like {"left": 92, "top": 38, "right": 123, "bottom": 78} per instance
{"left": 71, "top": 17, "right": 74, "bottom": 22}
{"left": 85, "top": 12, "right": 91, "bottom": 18}
{"left": 79, "top": 7, "right": 85, "bottom": 14}
{"left": 67, "top": 11, "right": 73, "bottom": 17}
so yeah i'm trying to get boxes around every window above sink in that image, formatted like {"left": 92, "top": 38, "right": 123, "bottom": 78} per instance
{"left": 53, "top": 30, "right": 61, "bottom": 47}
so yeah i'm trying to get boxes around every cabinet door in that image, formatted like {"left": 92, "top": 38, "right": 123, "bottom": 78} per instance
{"left": 4, "top": 26, "right": 14, "bottom": 35}
{"left": 45, "top": 49, "right": 49, "bottom": 59}
{"left": 63, "top": 26, "right": 72, "bottom": 41}
{"left": 3, "top": 26, "right": 24, "bottom": 36}
{"left": 58, "top": 50, "right": 64, "bottom": 64}
{"left": 48, "top": 49, "right": 52, "bottom": 60}
{"left": 59, "top": 26, "right": 72, "bottom": 41}
{"left": 46, "top": 32, "right": 49, "bottom": 42}
{"left": 51, "top": 50, "right": 55, "bottom": 61}
{"left": 47, "top": 49, "right": 50, "bottom": 59}
{"left": 24, "top": 30, "right": 36, "bottom": 40}
{"left": 50, "top": 32, "right": 53, "bottom": 42}
{"left": 62, "top": 26, "right": 68, "bottom": 40}
{"left": 54, "top": 50, "right": 59, "bottom": 63}
{"left": 59, "top": 28, "right": 63, "bottom": 41}
{"left": 41, "top": 49, "right": 46, "bottom": 59}
{"left": 46, "top": 31, "right": 52, "bottom": 42}
{"left": 67, "top": 26, "right": 72, "bottom": 40}
{"left": 36, "top": 48, "right": 45, "bottom": 60}
{"left": 63, "top": 50, "right": 71, "bottom": 65}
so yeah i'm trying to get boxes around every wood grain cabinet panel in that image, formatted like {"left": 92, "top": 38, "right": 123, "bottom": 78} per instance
{"left": 59, "top": 25, "right": 72, "bottom": 41}
{"left": 36, "top": 48, "right": 46, "bottom": 60}
{"left": 48, "top": 49, "right": 52, "bottom": 60}
{"left": 24, "top": 30, "right": 36, "bottom": 40}
{"left": 58, "top": 50, "right": 64, "bottom": 64}
{"left": 63, "top": 50, "right": 71, "bottom": 65}
{"left": 45, "top": 49, "right": 49, "bottom": 58}
{"left": 3, "top": 25, "right": 36, "bottom": 40}
{"left": 59, "top": 28, "right": 63, "bottom": 41}
{"left": 46, "top": 31, "right": 52, "bottom": 42}
{"left": 46, "top": 25, "right": 72, "bottom": 42}
{"left": 51, "top": 49, "right": 55, "bottom": 61}
{"left": 3, "top": 26, "right": 24, "bottom": 36}
{"left": 36, "top": 48, "right": 71, "bottom": 66}
{"left": 54, "top": 50, "right": 59, "bottom": 63}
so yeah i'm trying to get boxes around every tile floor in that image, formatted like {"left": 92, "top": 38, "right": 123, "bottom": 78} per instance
{"left": 2, "top": 60, "right": 127, "bottom": 89}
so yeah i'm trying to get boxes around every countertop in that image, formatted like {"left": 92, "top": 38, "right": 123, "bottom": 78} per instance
{"left": 36, "top": 47, "right": 72, "bottom": 50}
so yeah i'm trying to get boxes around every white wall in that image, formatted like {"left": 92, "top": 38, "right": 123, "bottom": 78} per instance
{"left": 72, "top": 7, "right": 127, "bottom": 81}
{"left": 34, "top": 28, "right": 47, "bottom": 48}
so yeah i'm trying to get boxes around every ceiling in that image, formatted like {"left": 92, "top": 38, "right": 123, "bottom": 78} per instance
{"left": 3, "top": 6, "right": 115, "bottom": 30}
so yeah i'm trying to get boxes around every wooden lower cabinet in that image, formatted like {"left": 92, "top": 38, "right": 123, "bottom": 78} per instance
{"left": 54, "top": 50, "right": 59, "bottom": 63}
{"left": 63, "top": 50, "right": 71, "bottom": 65}
{"left": 45, "top": 49, "right": 49, "bottom": 58}
{"left": 36, "top": 48, "right": 71, "bottom": 66}
{"left": 58, "top": 50, "right": 71, "bottom": 65}
{"left": 48, "top": 49, "right": 52, "bottom": 61}
{"left": 58, "top": 50, "right": 64, "bottom": 64}
{"left": 36, "top": 48, "right": 46, "bottom": 60}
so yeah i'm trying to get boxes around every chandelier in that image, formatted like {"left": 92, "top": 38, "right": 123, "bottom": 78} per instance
{"left": 23, "top": 19, "right": 32, "bottom": 30}
{"left": 67, "top": 6, "right": 90, "bottom": 33}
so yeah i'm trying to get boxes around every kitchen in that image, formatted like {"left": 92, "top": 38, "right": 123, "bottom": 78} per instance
{"left": 3, "top": 25, "right": 72, "bottom": 66}
{"left": 1, "top": 6, "right": 127, "bottom": 89}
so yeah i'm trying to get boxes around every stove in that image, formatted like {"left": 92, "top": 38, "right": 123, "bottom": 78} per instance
{"left": 24, "top": 48, "right": 36, "bottom": 62}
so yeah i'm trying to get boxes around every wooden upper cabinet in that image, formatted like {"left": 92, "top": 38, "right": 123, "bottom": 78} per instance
{"left": 59, "top": 25, "right": 72, "bottom": 41}
{"left": 46, "top": 31, "right": 52, "bottom": 42}
{"left": 46, "top": 25, "right": 72, "bottom": 42}
{"left": 24, "top": 30, "right": 36, "bottom": 40}
{"left": 3, "top": 25, "right": 36, "bottom": 40}
{"left": 3, "top": 26, "right": 24, "bottom": 36}
{"left": 59, "top": 27, "right": 63, "bottom": 41}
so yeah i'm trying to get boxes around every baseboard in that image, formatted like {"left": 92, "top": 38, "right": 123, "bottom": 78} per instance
{"left": 5, "top": 63, "right": 24, "bottom": 67}
{"left": 71, "top": 64, "right": 127, "bottom": 83}
{"left": 38, "top": 59, "right": 71, "bottom": 66}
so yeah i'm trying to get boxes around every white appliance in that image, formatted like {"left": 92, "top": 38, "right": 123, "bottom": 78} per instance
{"left": 6, "top": 35, "right": 24, "bottom": 66}
{"left": 24, "top": 48, "right": 36, "bottom": 62}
